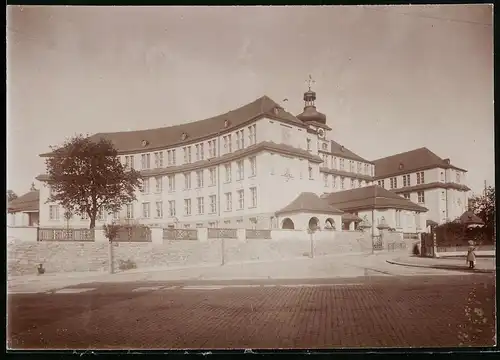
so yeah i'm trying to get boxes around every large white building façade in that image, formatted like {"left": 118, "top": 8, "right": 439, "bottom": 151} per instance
{"left": 35, "top": 86, "right": 468, "bottom": 233}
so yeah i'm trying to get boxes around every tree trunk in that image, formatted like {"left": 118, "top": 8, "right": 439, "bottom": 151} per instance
{"left": 89, "top": 216, "right": 96, "bottom": 229}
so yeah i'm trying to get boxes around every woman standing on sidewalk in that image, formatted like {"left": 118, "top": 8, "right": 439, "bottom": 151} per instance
{"left": 467, "top": 243, "right": 476, "bottom": 269}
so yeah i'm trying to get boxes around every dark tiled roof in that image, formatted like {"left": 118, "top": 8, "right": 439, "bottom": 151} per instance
{"left": 320, "top": 167, "right": 374, "bottom": 182}
{"left": 7, "top": 190, "right": 39, "bottom": 213}
{"left": 372, "top": 147, "right": 467, "bottom": 179}
{"left": 327, "top": 140, "right": 373, "bottom": 164}
{"left": 323, "top": 185, "right": 427, "bottom": 212}
{"left": 276, "top": 192, "right": 344, "bottom": 216}
{"left": 40, "top": 96, "right": 306, "bottom": 156}
{"left": 36, "top": 141, "right": 323, "bottom": 182}
{"left": 393, "top": 182, "right": 471, "bottom": 193}
{"left": 426, "top": 219, "right": 438, "bottom": 227}
{"left": 457, "top": 210, "right": 484, "bottom": 225}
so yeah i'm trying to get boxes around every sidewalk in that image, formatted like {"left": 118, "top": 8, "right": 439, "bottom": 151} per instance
{"left": 7, "top": 251, "right": 381, "bottom": 294}
{"left": 386, "top": 255, "right": 496, "bottom": 274}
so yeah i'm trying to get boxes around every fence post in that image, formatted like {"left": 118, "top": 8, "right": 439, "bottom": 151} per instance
{"left": 108, "top": 240, "right": 114, "bottom": 274}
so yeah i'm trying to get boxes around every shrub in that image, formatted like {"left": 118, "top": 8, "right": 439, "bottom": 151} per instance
{"left": 118, "top": 259, "right": 137, "bottom": 271}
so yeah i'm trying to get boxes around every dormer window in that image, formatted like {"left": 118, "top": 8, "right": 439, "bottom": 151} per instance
{"left": 399, "top": 163, "right": 404, "bottom": 170}
{"left": 181, "top": 132, "right": 188, "bottom": 141}
{"left": 340, "top": 145, "right": 345, "bottom": 152}
{"left": 273, "top": 107, "right": 280, "bottom": 115}
{"left": 141, "top": 140, "right": 149, "bottom": 147}
{"left": 224, "top": 119, "right": 230, "bottom": 128}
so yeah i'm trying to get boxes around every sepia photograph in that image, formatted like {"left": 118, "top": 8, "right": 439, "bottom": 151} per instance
{"left": 6, "top": 4, "right": 495, "bottom": 350}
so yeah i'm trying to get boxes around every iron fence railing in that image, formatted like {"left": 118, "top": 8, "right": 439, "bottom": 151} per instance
{"left": 245, "top": 229, "right": 272, "bottom": 240}
{"left": 37, "top": 228, "right": 95, "bottom": 242}
{"left": 163, "top": 228, "right": 198, "bottom": 241}
{"left": 207, "top": 228, "right": 238, "bottom": 239}
{"left": 114, "top": 226, "right": 152, "bottom": 242}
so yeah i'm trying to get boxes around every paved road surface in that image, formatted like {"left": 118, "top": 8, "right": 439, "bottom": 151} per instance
{"left": 8, "top": 273, "right": 495, "bottom": 349}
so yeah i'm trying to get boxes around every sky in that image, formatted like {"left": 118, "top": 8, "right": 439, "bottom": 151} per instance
{"left": 7, "top": 5, "right": 494, "bottom": 196}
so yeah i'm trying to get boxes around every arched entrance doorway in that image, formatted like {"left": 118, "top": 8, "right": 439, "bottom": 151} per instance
{"left": 308, "top": 217, "right": 319, "bottom": 231}
{"left": 281, "top": 218, "right": 295, "bottom": 229}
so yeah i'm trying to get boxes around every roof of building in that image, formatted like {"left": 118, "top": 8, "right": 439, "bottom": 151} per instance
{"left": 327, "top": 140, "right": 374, "bottom": 164}
{"left": 322, "top": 185, "right": 428, "bottom": 212}
{"left": 276, "top": 192, "right": 344, "bottom": 216}
{"left": 457, "top": 210, "right": 484, "bottom": 225}
{"left": 7, "top": 190, "right": 40, "bottom": 213}
{"left": 40, "top": 95, "right": 306, "bottom": 157}
{"left": 372, "top": 147, "right": 467, "bottom": 179}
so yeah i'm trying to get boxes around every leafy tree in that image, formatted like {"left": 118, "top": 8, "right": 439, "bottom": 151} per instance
{"left": 45, "top": 134, "right": 142, "bottom": 229}
{"left": 7, "top": 190, "right": 18, "bottom": 202}
{"left": 469, "top": 186, "right": 495, "bottom": 243}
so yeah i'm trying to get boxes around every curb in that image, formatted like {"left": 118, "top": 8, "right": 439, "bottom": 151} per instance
{"left": 386, "top": 260, "right": 495, "bottom": 274}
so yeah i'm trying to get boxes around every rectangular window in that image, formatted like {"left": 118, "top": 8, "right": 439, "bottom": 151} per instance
{"left": 142, "top": 202, "right": 150, "bottom": 219}
{"left": 377, "top": 180, "right": 385, "bottom": 188}
{"left": 416, "top": 171, "right": 425, "bottom": 185}
{"left": 340, "top": 177, "right": 345, "bottom": 189}
{"left": 196, "top": 170, "right": 204, "bottom": 188}
{"left": 332, "top": 157, "right": 337, "bottom": 169}
{"left": 225, "top": 164, "right": 232, "bottom": 183}
{"left": 225, "top": 192, "right": 232, "bottom": 211}
{"left": 403, "top": 174, "right": 410, "bottom": 187}
{"left": 403, "top": 193, "right": 410, "bottom": 199}
{"left": 154, "top": 152, "right": 164, "bottom": 168}
{"left": 208, "top": 221, "right": 216, "bottom": 228}
{"left": 308, "top": 164, "right": 313, "bottom": 180}
{"left": 125, "top": 155, "right": 135, "bottom": 170}
{"left": 168, "top": 200, "right": 176, "bottom": 217}
{"left": 396, "top": 210, "right": 401, "bottom": 227}
{"left": 97, "top": 209, "right": 105, "bottom": 221}
{"left": 141, "top": 178, "right": 150, "bottom": 194}
{"left": 155, "top": 176, "right": 162, "bottom": 193}
{"left": 358, "top": 179, "right": 362, "bottom": 188}
{"left": 209, "top": 167, "right": 216, "bottom": 186}
{"left": 167, "top": 150, "right": 176, "bottom": 166}
{"left": 364, "top": 164, "right": 369, "bottom": 175}
{"left": 113, "top": 211, "right": 120, "bottom": 220}
{"left": 350, "top": 178, "right": 355, "bottom": 189}
{"left": 339, "top": 159, "right": 345, "bottom": 171}
{"left": 390, "top": 177, "right": 397, "bottom": 189}
{"left": 126, "top": 203, "right": 134, "bottom": 219}
{"left": 196, "top": 144, "right": 201, "bottom": 161}
{"left": 49, "top": 205, "right": 59, "bottom": 220}
{"left": 357, "top": 162, "right": 361, "bottom": 173}
{"left": 209, "top": 195, "right": 217, "bottom": 214}
{"left": 237, "top": 189, "right": 244, "bottom": 210}
{"left": 306, "top": 138, "right": 311, "bottom": 151}
{"left": 81, "top": 211, "right": 89, "bottom": 220}
{"left": 248, "top": 124, "right": 256, "bottom": 145}
{"left": 324, "top": 174, "right": 329, "bottom": 187}
{"left": 237, "top": 160, "right": 244, "bottom": 181}
{"left": 441, "top": 191, "right": 445, "bottom": 200}
{"left": 332, "top": 176, "right": 337, "bottom": 189}
{"left": 456, "top": 172, "right": 461, "bottom": 183}
{"left": 417, "top": 191, "right": 425, "bottom": 204}
{"left": 184, "top": 199, "right": 192, "bottom": 216}
{"left": 250, "top": 187, "right": 257, "bottom": 208}
{"left": 184, "top": 173, "right": 191, "bottom": 190}
{"left": 249, "top": 156, "right": 257, "bottom": 177}
{"left": 168, "top": 175, "right": 175, "bottom": 192}
{"left": 197, "top": 197, "right": 204, "bottom": 215}
{"left": 208, "top": 140, "right": 216, "bottom": 158}
{"left": 155, "top": 201, "right": 163, "bottom": 219}
{"left": 141, "top": 154, "right": 151, "bottom": 170}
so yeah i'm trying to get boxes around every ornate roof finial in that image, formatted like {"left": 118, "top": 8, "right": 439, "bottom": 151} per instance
{"left": 306, "top": 74, "right": 316, "bottom": 91}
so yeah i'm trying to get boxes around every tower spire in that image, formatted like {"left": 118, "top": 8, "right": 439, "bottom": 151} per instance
{"left": 306, "top": 74, "right": 316, "bottom": 91}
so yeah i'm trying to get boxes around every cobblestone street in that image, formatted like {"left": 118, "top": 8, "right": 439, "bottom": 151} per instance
{"left": 7, "top": 274, "right": 495, "bottom": 350}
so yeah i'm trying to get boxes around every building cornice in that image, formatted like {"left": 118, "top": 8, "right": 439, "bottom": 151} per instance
{"left": 393, "top": 182, "right": 471, "bottom": 193}
{"left": 36, "top": 141, "right": 323, "bottom": 182}
{"left": 318, "top": 150, "right": 375, "bottom": 165}
{"left": 319, "top": 167, "right": 374, "bottom": 182}
{"left": 374, "top": 164, "right": 468, "bottom": 180}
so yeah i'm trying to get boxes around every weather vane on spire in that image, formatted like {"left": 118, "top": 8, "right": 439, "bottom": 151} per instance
{"left": 306, "top": 74, "right": 316, "bottom": 91}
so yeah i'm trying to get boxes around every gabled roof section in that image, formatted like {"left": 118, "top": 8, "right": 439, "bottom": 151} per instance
{"left": 7, "top": 190, "right": 40, "bottom": 213}
{"left": 276, "top": 192, "right": 344, "bottom": 216}
{"left": 325, "top": 140, "right": 373, "bottom": 164}
{"left": 40, "top": 95, "right": 305, "bottom": 156}
{"left": 457, "top": 210, "right": 485, "bottom": 225}
{"left": 372, "top": 147, "right": 467, "bottom": 179}
{"left": 322, "top": 185, "right": 427, "bottom": 212}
